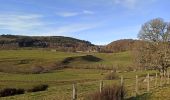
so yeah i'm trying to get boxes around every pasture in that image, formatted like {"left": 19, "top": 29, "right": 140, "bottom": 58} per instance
{"left": 0, "top": 49, "right": 169, "bottom": 100}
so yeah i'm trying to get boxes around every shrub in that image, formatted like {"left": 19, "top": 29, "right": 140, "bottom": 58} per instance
{"left": 105, "top": 72, "right": 118, "bottom": 80}
{"left": 87, "top": 84, "right": 126, "bottom": 100}
{"left": 28, "top": 84, "right": 48, "bottom": 92}
{"left": 0, "top": 88, "right": 25, "bottom": 97}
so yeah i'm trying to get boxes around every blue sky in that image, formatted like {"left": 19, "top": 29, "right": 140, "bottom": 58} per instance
{"left": 0, "top": 0, "right": 170, "bottom": 45}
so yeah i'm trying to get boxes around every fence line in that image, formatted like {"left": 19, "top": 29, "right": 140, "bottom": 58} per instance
{"left": 72, "top": 71, "right": 170, "bottom": 100}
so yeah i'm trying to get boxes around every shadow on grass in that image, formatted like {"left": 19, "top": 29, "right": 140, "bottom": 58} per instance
{"left": 126, "top": 93, "right": 152, "bottom": 100}
{"left": 62, "top": 55, "right": 102, "bottom": 64}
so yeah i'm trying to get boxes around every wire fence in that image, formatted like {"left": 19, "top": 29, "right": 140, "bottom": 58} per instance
{"left": 71, "top": 71, "right": 170, "bottom": 100}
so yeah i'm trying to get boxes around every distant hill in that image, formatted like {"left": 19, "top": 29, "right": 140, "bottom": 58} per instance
{"left": 0, "top": 35, "right": 142, "bottom": 53}
{"left": 102, "top": 39, "right": 139, "bottom": 53}
{"left": 0, "top": 34, "right": 98, "bottom": 52}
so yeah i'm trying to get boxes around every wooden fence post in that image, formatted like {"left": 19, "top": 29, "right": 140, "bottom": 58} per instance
{"left": 100, "top": 80, "right": 103, "bottom": 93}
{"left": 121, "top": 75, "right": 124, "bottom": 86}
{"left": 155, "top": 73, "right": 158, "bottom": 88}
{"left": 135, "top": 75, "right": 138, "bottom": 96}
{"left": 72, "top": 83, "right": 77, "bottom": 100}
{"left": 147, "top": 73, "right": 150, "bottom": 92}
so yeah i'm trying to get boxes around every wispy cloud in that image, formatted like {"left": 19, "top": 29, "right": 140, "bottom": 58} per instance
{"left": 56, "top": 10, "right": 94, "bottom": 17}
{"left": 113, "top": 0, "right": 138, "bottom": 8}
{"left": 0, "top": 12, "right": 99, "bottom": 36}
{"left": 83, "top": 10, "right": 94, "bottom": 14}
{"left": 0, "top": 13, "right": 44, "bottom": 32}
{"left": 112, "top": 0, "right": 157, "bottom": 9}
{"left": 56, "top": 12, "right": 79, "bottom": 17}
{"left": 40, "top": 23, "right": 99, "bottom": 36}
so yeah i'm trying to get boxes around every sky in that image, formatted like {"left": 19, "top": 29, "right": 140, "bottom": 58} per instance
{"left": 0, "top": 0, "right": 170, "bottom": 45}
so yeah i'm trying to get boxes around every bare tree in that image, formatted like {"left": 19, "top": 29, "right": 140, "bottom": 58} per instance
{"left": 136, "top": 18, "right": 170, "bottom": 73}
{"left": 138, "top": 18, "right": 170, "bottom": 42}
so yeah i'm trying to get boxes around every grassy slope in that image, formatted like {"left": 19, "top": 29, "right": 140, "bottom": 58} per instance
{"left": 0, "top": 69, "right": 158, "bottom": 100}
{"left": 0, "top": 50, "right": 80, "bottom": 73}
{"left": 0, "top": 50, "right": 132, "bottom": 73}
{"left": 94, "top": 52, "right": 132, "bottom": 69}
{"left": 0, "top": 68, "right": 107, "bottom": 100}
{"left": 0, "top": 50, "right": 166, "bottom": 100}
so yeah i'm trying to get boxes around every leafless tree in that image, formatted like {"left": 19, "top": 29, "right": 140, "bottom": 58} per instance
{"left": 135, "top": 18, "right": 170, "bottom": 73}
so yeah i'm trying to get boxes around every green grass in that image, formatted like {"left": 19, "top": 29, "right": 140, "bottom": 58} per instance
{"left": 0, "top": 49, "right": 168, "bottom": 100}
{"left": 0, "top": 68, "right": 107, "bottom": 100}
{"left": 0, "top": 50, "right": 133, "bottom": 73}
{"left": 0, "top": 69, "right": 160, "bottom": 100}
{"left": 0, "top": 68, "right": 106, "bottom": 89}
{"left": 0, "top": 50, "right": 81, "bottom": 73}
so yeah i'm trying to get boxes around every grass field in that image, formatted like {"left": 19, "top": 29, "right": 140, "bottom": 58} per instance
{"left": 0, "top": 68, "right": 161, "bottom": 100}
{"left": 0, "top": 49, "right": 133, "bottom": 73}
{"left": 0, "top": 49, "right": 169, "bottom": 100}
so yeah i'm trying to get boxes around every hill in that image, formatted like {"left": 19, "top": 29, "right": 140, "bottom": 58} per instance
{"left": 102, "top": 39, "right": 139, "bottom": 53}
{"left": 0, "top": 35, "right": 146, "bottom": 53}
{"left": 0, "top": 34, "right": 97, "bottom": 52}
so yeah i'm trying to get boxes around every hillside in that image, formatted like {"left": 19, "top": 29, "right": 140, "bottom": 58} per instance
{"left": 0, "top": 50, "right": 132, "bottom": 74}
{"left": 0, "top": 35, "right": 144, "bottom": 53}
{"left": 102, "top": 39, "right": 139, "bottom": 53}
{"left": 0, "top": 34, "right": 97, "bottom": 52}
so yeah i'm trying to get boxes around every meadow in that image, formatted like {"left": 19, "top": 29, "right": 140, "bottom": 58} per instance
{"left": 0, "top": 49, "right": 168, "bottom": 100}
{"left": 0, "top": 49, "right": 133, "bottom": 73}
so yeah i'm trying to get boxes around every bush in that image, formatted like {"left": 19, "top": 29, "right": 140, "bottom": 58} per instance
{"left": 0, "top": 88, "right": 25, "bottom": 97}
{"left": 87, "top": 84, "right": 126, "bottom": 100}
{"left": 105, "top": 72, "right": 118, "bottom": 80}
{"left": 28, "top": 84, "right": 48, "bottom": 92}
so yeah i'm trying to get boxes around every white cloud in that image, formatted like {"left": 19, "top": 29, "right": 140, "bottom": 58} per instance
{"left": 0, "top": 14, "right": 44, "bottom": 32}
{"left": 56, "top": 10, "right": 94, "bottom": 17}
{"left": 83, "top": 10, "right": 94, "bottom": 14}
{"left": 56, "top": 12, "right": 79, "bottom": 17}
{"left": 0, "top": 13, "right": 98, "bottom": 36}
{"left": 114, "top": 0, "right": 137, "bottom": 8}
{"left": 40, "top": 23, "right": 99, "bottom": 36}
{"left": 113, "top": 0, "right": 156, "bottom": 9}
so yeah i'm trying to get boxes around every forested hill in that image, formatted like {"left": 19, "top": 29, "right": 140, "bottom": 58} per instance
{"left": 0, "top": 34, "right": 98, "bottom": 52}
{"left": 101, "top": 39, "right": 139, "bottom": 53}
{"left": 0, "top": 35, "right": 142, "bottom": 53}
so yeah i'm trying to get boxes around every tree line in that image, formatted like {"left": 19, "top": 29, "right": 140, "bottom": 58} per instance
{"left": 0, "top": 35, "right": 97, "bottom": 52}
